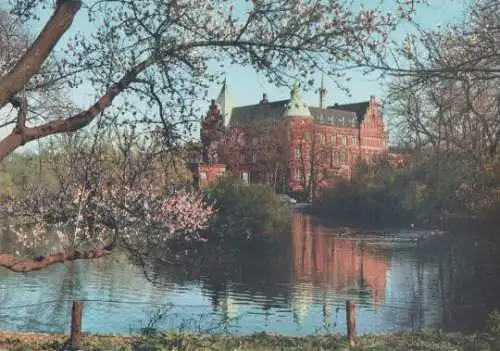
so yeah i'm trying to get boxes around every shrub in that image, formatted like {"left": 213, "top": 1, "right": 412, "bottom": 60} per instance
{"left": 313, "top": 179, "right": 415, "bottom": 228}
{"left": 205, "top": 177, "right": 290, "bottom": 240}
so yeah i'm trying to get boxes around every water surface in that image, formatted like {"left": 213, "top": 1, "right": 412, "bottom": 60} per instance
{"left": 0, "top": 213, "right": 497, "bottom": 336}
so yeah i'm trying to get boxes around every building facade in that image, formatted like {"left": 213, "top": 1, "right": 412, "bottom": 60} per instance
{"left": 195, "top": 80, "right": 388, "bottom": 193}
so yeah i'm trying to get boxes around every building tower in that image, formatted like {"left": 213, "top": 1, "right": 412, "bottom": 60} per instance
{"left": 215, "top": 78, "right": 237, "bottom": 127}
{"left": 283, "top": 83, "right": 311, "bottom": 117}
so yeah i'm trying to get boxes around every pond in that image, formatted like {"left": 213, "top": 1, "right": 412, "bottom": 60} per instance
{"left": 1, "top": 212, "right": 499, "bottom": 336}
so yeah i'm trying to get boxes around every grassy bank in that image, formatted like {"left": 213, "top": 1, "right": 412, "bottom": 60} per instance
{"left": 0, "top": 330, "right": 494, "bottom": 351}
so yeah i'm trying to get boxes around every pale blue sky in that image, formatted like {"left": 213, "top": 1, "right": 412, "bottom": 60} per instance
{"left": 0, "top": 0, "right": 471, "bottom": 150}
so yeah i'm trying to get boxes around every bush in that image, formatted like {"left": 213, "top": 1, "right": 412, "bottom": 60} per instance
{"left": 313, "top": 180, "right": 414, "bottom": 228}
{"left": 205, "top": 177, "right": 290, "bottom": 240}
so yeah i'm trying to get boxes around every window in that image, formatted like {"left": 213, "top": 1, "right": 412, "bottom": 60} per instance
{"left": 304, "top": 148, "right": 310, "bottom": 159}
{"left": 331, "top": 134, "right": 337, "bottom": 145}
{"left": 252, "top": 152, "right": 257, "bottom": 163}
{"left": 241, "top": 172, "right": 249, "bottom": 184}
{"left": 238, "top": 135, "right": 245, "bottom": 145}
{"left": 252, "top": 137, "right": 258, "bottom": 146}
{"left": 295, "top": 147, "right": 301, "bottom": 160}
{"left": 342, "top": 135, "right": 347, "bottom": 145}
{"left": 295, "top": 168, "right": 304, "bottom": 182}
{"left": 304, "top": 132, "right": 311, "bottom": 140}
{"left": 200, "top": 171, "right": 207, "bottom": 180}
{"left": 333, "top": 152, "right": 340, "bottom": 164}
{"left": 340, "top": 152, "right": 348, "bottom": 163}
{"left": 320, "top": 133, "right": 326, "bottom": 144}
{"left": 240, "top": 153, "right": 246, "bottom": 164}
{"left": 351, "top": 136, "right": 357, "bottom": 145}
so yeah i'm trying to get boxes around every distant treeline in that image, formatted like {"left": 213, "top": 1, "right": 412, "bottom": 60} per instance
{"left": 312, "top": 152, "right": 500, "bottom": 229}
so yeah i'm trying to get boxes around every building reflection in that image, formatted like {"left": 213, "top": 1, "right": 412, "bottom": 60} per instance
{"left": 291, "top": 214, "right": 389, "bottom": 309}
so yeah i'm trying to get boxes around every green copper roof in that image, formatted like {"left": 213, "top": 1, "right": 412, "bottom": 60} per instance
{"left": 283, "top": 84, "right": 311, "bottom": 117}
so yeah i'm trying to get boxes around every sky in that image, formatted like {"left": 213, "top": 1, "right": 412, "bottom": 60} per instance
{"left": 0, "top": 0, "right": 471, "bottom": 152}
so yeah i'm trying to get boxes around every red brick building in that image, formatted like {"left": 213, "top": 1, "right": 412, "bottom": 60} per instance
{"left": 195, "top": 80, "right": 388, "bottom": 193}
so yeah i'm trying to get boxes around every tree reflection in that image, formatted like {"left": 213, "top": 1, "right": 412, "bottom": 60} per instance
{"left": 436, "top": 218, "right": 500, "bottom": 332}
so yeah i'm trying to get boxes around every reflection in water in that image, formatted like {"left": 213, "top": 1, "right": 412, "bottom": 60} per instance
{"left": 291, "top": 215, "right": 388, "bottom": 310}
{"left": 0, "top": 213, "right": 498, "bottom": 335}
{"left": 436, "top": 218, "right": 500, "bottom": 332}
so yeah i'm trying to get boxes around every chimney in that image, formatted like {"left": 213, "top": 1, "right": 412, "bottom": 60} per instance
{"left": 260, "top": 93, "right": 268, "bottom": 104}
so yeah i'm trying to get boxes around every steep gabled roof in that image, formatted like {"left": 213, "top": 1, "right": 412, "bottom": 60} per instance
{"left": 230, "top": 102, "right": 358, "bottom": 128}
{"left": 229, "top": 99, "right": 289, "bottom": 126}
{"left": 329, "top": 101, "right": 370, "bottom": 123}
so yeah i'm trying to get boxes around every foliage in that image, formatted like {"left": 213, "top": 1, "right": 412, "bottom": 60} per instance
{"left": 315, "top": 149, "right": 500, "bottom": 228}
{"left": 314, "top": 181, "right": 413, "bottom": 228}
{"left": 0, "top": 329, "right": 487, "bottom": 351}
{"left": 372, "top": 0, "right": 500, "bottom": 225}
{"left": 314, "top": 159, "right": 430, "bottom": 227}
{"left": 0, "top": 127, "right": 214, "bottom": 271}
{"left": 351, "top": 0, "right": 500, "bottom": 226}
{"left": 206, "top": 177, "right": 290, "bottom": 240}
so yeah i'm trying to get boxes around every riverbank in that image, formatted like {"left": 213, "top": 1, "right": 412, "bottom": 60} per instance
{"left": 0, "top": 329, "right": 487, "bottom": 350}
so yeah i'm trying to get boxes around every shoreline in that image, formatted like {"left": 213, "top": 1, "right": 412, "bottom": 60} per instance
{"left": 0, "top": 329, "right": 481, "bottom": 350}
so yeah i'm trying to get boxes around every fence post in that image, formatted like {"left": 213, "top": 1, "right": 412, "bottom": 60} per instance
{"left": 70, "top": 300, "right": 83, "bottom": 350}
{"left": 346, "top": 299, "right": 356, "bottom": 347}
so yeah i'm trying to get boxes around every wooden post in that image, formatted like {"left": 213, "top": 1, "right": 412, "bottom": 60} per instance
{"left": 70, "top": 300, "right": 83, "bottom": 350}
{"left": 346, "top": 299, "right": 356, "bottom": 347}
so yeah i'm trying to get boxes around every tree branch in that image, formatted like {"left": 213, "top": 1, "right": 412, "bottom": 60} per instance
{"left": 0, "top": 0, "right": 82, "bottom": 108}
{"left": 0, "top": 56, "right": 157, "bottom": 162}
{"left": 0, "top": 228, "right": 117, "bottom": 273}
